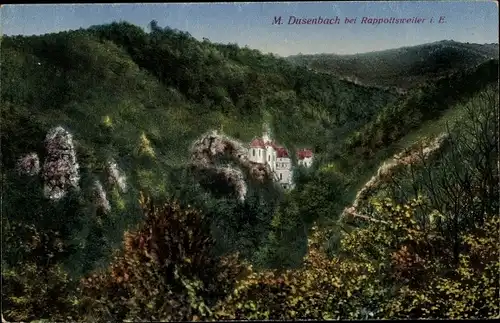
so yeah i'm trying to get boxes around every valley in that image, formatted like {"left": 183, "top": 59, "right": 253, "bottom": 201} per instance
{"left": 1, "top": 19, "right": 498, "bottom": 322}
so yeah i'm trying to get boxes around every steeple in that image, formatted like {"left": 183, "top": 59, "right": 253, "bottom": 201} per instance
{"left": 262, "top": 122, "right": 271, "bottom": 143}
{"left": 262, "top": 131, "right": 269, "bottom": 143}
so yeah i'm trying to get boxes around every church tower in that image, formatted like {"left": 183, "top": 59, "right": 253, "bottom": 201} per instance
{"left": 262, "top": 122, "right": 271, "bottom": 143}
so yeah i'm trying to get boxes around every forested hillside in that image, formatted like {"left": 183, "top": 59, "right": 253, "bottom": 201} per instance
{"left": 288, "top": 40, "right": 499, "bottom": 90}
{"left": 1, "top": 20, "right": 399, "bottom": 271}
{"left": 1, "top": 21, "right": 498, "bottom": 322}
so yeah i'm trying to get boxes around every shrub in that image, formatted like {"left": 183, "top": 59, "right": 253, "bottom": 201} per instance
{"left": 79, "top": 193, "right": 250, "bottom": 322}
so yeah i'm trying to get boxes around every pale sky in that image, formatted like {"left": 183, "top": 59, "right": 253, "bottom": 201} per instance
{"left": 1, "top": 1, "right": 498, "bottom": 56}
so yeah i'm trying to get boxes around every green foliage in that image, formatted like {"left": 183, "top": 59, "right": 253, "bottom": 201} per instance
{"left": 1, "top": 262, "right": 79, "bottom": 322}
{"left": 345, "top": 59, "right": 498, "bottom": 164}
{"left": 213, "top": 86, "right": 499, "bottom": 320}
{"left": 79, "top": 194, "right": 250, "bottom": 322}
{"left": 365, "top": 199, "right": 500, "bottom": 319}
{"left": 213, "top": 222, "right": 389, "bottom": 320}
{"left": 1, "top": 19, "right": 498, "bottom": 322}
{"left": 214, "top": 197, "right": 499, "bottom": 320}
{"left": 253, "top": 192, "right": 308, "bottom": 269}
{"left": 1, "top": 20, "right": 398, "bottom": 274}
{"left": 87, "top": 21, "right": 400, "bottom": 148}
{"left": 207, "top": 192, "right": 280, "bottom": 262}
{"left": 289, "top": 40, "right": 498, "bottom": 89}
{"left": 1, "top": 203, "right": 80, "bottom": 322}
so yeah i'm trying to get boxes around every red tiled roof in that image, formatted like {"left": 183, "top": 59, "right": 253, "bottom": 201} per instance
{"left": 276, "top": 147, "right": 289, "bottom": 158}
{"left": 250, "top": 138, "right": 265, "bottom": 148}
{"left": 250, "top": 138, "right": 288, "bottom": 156}
{"left": 297, "top": 149, "right": 313, "bottom": 160}
{"left": 266, "top": 141, "right": 279, "bottom": 149}
{"left": 251, "top": 138, "right": 280, "bottom": 149}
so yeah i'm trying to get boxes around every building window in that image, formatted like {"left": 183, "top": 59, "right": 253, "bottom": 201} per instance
{"left": 280, "top": 173, "right": 282, "bottom": 180}
{"left": 252, "top": 149, "right": 255, "bottom": 157}
{"left": 268, "top": 155, "right": 270, "bottom": 161}
{"left": 259, "top": 150, "right": 261, "bottom": 157}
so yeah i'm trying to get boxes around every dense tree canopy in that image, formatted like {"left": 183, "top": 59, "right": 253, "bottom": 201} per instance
{"left": 1, "top": 20, "right": 498, "bottom": 321}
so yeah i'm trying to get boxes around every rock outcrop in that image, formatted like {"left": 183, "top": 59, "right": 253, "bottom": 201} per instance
{"left": 41, "top": 126, "right": 80, "bottom": 200}
{"left": 189, "top": 130, "right": 273, "bottom": 201}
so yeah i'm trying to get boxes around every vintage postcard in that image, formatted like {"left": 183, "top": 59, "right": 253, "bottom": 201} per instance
{"left": 1, "top": 1, "right": 498, "bottom": 322}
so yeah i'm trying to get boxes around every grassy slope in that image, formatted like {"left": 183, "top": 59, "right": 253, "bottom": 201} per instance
{"left": 341, "top": 58, "right": 498, "bottom": 206}
{"left": 341, "top": 59, "right": 499, "bottom": 165}
{"left": 350, "top": 88, "right": 488, "bottom": 200}
{"left": 288, "top": 40, "right": 499, "bottom": 90}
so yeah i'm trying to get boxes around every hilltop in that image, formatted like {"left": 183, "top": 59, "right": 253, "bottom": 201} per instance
{"left": 287, "top": 40, "right": 499, "bottom": 90}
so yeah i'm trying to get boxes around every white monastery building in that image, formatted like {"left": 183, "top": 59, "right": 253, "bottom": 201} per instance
{"left": 248, "top": 129, "right": 313, "bottom": 189}
{"left": 297, "top": 148, "right": 314, "bottom": 168}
